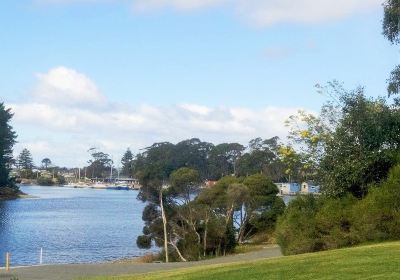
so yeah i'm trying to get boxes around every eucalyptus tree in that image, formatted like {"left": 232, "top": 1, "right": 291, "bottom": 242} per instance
{"left": 86, "top": 148, "right": 113, "bottom": 178}
{"left": 41, "top": 158, "right": 52, "bottom": 170}
{"left": 135, "top": 142, "right": 175, "bottom": 262}
{"left": 235, "top": 137, "right": 285, "bottom": 181}
{"left": 207, "top": 143, "right": 244, "bottom": 180}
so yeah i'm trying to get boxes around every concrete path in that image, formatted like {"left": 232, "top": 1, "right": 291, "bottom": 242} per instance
{"left": 0, "top": 246, "right": 282, "bottom": 280}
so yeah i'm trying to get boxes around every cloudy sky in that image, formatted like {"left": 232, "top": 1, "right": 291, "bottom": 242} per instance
{"left": 0, "top": 0, "right": 396, "bottom": 167}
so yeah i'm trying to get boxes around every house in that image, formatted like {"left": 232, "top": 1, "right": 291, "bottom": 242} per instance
{"left": 204, "top": 180, "right": 218, "bottom": 188}
{"left": 274, "top": 182, "right": 300, "bottom": 195}
{"left": 301, "top": 181, "right": 321, "bottom": 194}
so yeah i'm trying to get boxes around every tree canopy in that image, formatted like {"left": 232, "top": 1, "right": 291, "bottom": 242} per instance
{"left": 0, "top": 103, "right": 17, "bottom": 190}
{"left": 383, "top": 0, "right": 400, "bottom": 96}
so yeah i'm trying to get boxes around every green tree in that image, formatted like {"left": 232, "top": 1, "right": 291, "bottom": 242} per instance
{"left": 0, "top": 103, "right": 17, "bottom": 190}
{"left": 173, "top": 138, "right": 213, "bottom": 179}
{"left": 237, "top": 174, "right": 284, "bottom": 243}
{"left": 17, "top": 148, "right": 35, "bottom": 179}
{"left": 121, "top": 148, "right": 133, "bottom": 176}
{"left": 41, "top": 158, "right": 52, "bottom": 170}
{"left": 207, "top": 143, "right": 244, "bottom": 180}
{"left": 86, "top": 148, "right": 113, "bottom": 178}
{"left": 236, "top": 137, "right": 285, "bottom": 181}
{"left": 168, "top": 168, "right": 201, "bottom": 261}
{"left": 382, "top": 0, "right": 400, "bottom": 96}
{"left": 135, "top": 142, "right": 176, "bottom": 263}
{"left": 319, "top": 89, "right": 400, "bottom": 198}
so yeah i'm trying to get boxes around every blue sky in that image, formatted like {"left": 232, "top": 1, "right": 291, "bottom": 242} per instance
{"left": 0, "top": 0, "right": 397, "bottom": 167}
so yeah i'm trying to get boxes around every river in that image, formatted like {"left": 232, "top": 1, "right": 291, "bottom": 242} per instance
{"left": 0, "top": 185, "right": 147, "bottom": 266}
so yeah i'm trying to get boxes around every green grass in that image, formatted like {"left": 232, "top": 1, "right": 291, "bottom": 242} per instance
{"left": 88, "top": 242, "right": 400, "bottom": 280}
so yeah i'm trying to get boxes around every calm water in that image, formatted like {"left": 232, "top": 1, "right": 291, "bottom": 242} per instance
{"left": 0, "top": 185, "right": 147, "bottom": 266}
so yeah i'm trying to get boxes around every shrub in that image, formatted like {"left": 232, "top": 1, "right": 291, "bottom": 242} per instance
{"left": 276, "top": 165, "right": 400, "bottom": 256}
{"left": 37, "top": 176, "right": 54, "bottom": 186}
{"left": 276, "top": 195, "right": 321, "bottom": 255}
{"left": 352, "top": 165, "right": 400, "bottom": 242}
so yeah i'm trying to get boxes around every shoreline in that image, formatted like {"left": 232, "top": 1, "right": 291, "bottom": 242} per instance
{"left": 0, "top": 246, "right": 282, "bottom": 280}
{"left": 0, "top": 244, "right": 279, "bottom": 269}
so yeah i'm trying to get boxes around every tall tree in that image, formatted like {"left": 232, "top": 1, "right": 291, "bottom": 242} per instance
{"left": 17, "top": 148, "right": 34, "bottom": 170}
{"left": 17, "top": 148, "right": 35, "bottom": 179}
{"left": 207, "top": 143, "right": 244, "bottom": 180}
{"left": 135, "top": 142, "right": 176, "bottom": 263}
{"left": 318, "top": 88, "right": 400, "bottom": 197}
{"left": 0, "top": 103, "right": 17, "bottom": 189}
{"left": 236, "top": 137, "right": 285, "bottom": 181}
{"left": 41, "top": 158, "right": 52, "bottom": 170}
{"left": 383, "top": 0, "right": 400, "bottom": 97}
{"left": 86, "top": 148, "right": 113, "bottom": 178}
{"left": 121, "top": 148, "right": 134, "bottom": 176}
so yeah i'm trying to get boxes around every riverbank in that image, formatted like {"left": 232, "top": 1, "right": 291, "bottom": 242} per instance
{"left": 0, "top": 187, "right": 25, "bottom": 200}
{"left": 0, "top": 246, "right": 282, "bottom": 280}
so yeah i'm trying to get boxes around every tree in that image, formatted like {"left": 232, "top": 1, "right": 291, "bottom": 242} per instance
{"left": 0, "top": 103, "right": 17, "bottom": 190}
{"left": 173, "top": 138, "right": 213, "bottom": 179}
{"left": 121, "top": 148, "right": 134, "bottom": 176}
{"left": 236, "top": 174, "right": 284, "bottom": 243}
{"left": 135, "top": 142, "right": 176, "bottom": 263}
{"left": 41, "top": 158, "right": 52, "bottom": 170}
{"left": 383, "top": 0, "right": 400, "bottom": 96}
{"left": 318, "top": 88, "right": 400, "bottom": 198}
{"left": 17, "top": 148, "right": 34, "bottom": 170}
{"left": 17, "top": 148, "right": 35, "bottom": 179}
{"left": 86, "top": 148, "right": 113, "bottom": 178}
{"left": 383, "top": 0, "right": 400, "bottom": 44}
{"left": 168, "top": 168, "right": 201, "bottom": 261}
{"left": 236, "top": 137, "right": 286, "bottom": 181}
{"left": 207, "top": 143, "right": 244, "bottom": 180}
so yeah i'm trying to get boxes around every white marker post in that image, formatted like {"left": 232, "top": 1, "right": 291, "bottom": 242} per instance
{"left": 5, "top": 252, "right": 10, "bottom": 272}
{"left": 40, "top": 248, "right": 43, "bottom": 265}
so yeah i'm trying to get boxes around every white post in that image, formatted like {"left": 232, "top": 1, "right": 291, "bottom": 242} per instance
{"left": 40, "top": 248, "right": 43, "bottom": 264}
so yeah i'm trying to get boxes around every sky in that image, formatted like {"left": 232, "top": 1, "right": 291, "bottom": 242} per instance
{"left": 0, "top": 0, "right": 397, "bottom": 167}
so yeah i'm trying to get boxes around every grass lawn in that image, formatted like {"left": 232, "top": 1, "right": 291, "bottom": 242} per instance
{"left": 87, "top": 242, "right": 400, "bottom": 280}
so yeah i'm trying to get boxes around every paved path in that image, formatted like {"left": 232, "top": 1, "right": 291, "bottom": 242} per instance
{"left": 0, "top": 246, "right": 282, "bottom": 280}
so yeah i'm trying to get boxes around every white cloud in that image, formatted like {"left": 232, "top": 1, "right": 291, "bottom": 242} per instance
{"left": 180, "top": 103, "right": 212, "bottom": 116}
{"left": 9, "top": 67, "right": 302, "bottom": 166}
{"left": 35, "top": 0, "right": 383, "bottom": 26}
{"left": 33, "top": 67, "right": 107, "bottom": 107}
{"left": 133, "top": 0, "right": 225, "bottom": 11}
{"left": 235, "top": 0, "right": 383, "bottom": 26}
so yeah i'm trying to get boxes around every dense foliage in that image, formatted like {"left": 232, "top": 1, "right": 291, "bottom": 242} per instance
{"left": 135, "top": 154, "right": 284, "bottom": 262}
{"left": 86, "top": 148, "right": 113, "bottom": 179}
{"left": 121, "top": 148, "right": 134, "bottom": 176}
{"left": 275, "top": 78, "right": 400, "bottom": 254}
{"left": 319, "top": 90, "right": 400, "bottom": 197}
{"left": 0, "top": 103, "right": 17, "bottom": 192}
{"left": 276, "top": 165, "right": 400, "bottom": 255}
{"left": 383, "top": 0, "right": 400, "bottom": 96}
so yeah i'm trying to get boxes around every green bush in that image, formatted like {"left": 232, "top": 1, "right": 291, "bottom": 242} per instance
{"left": 352, "top": 165, "right": 400, "bottom": 242}
{"left": 276, "top": 195, "right": 321, "bottom": 255}
{"left": 37, "top": 176, "right": 54, "bottom": 186}
{"left": 276, "top": 165, "right": 400, "bottom": 255}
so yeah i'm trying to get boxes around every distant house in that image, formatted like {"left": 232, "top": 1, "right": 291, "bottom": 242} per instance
{"left": 301, "top": 181, "right": 321, "bottom": 194}
{"left": 274, "top": 183, "right": 300, "bottom": 195}
{"left": 204, "top": 180, "right": 218, "bottom": 188}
